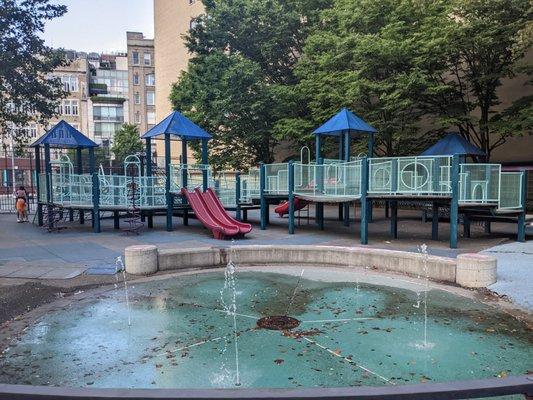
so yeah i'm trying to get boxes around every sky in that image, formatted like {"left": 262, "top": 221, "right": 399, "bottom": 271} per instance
{"left": 43, "top": 0, "right": 154, "bottom": 53}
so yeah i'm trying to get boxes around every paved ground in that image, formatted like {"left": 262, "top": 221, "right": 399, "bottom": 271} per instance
{"left": 0, "top": 205, "right": 531, "bottom": 309}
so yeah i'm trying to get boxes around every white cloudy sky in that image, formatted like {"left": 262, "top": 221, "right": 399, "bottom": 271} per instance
{"left": 43, "top": 0, "right": 154, "bottom": 53}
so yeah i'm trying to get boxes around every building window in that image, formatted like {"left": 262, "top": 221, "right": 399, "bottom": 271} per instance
{"left": 59, "top": 99, "right": 79, "bottom": 116}
{"left": 134, "top": 92, "right": 141, "bottom": 105}
{"left": 133, "top": 73, "right": 140, "bottom": 85}
{"left": 93, "top": 105, "right": 124, "bottom": 122}
{"left": 147, "top": 111, "right": 156, "bottom": 125}
{"left": 134, "top": 111, "right": 141, "bottom": 124}
{"left": 146, "top": 91, "right": 155, "bottom": 106}
{"left": 143, "top": 53, "right": 151, "bottom": 66}
{"left": 145, "top": 73, "right": 155, "bottom": 86}
{"left": 132, "top": 51, "right": 140, "bottom": 65}
{"left": 61, "top": 75, "right": 78, "bottom": 92}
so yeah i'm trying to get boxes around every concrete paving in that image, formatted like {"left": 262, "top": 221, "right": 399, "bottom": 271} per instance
{"left": 0, "top": 206, "right": 529, "bottom": 286}
{"left": 483, "top": 240, "right": 533, "bottom": 311}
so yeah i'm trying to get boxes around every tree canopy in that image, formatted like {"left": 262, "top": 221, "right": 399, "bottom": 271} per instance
{"left": 0, "top": 0, "right": 67, "bottom": 143}
{"left": 111, "top": 123, "right": 144, "bottom": 164}
{"left": 171, "top": 0, "right": 531, "bottom": 164}
{"left": 170, "top": 0, "right": 331, "bottom": 170}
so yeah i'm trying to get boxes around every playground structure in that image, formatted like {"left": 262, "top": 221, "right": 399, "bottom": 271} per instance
{"left": 32, "top": 111, "right": 528, "bottom": 247}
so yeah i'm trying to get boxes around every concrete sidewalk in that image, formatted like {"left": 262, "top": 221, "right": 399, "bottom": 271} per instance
{"left": 0, "top": 206, "right": 526, "bottom": 281}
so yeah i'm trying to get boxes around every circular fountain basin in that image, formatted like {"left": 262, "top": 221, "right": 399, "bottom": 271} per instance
{"left": 0, "top": 266, "right": 531, "bottom": 389}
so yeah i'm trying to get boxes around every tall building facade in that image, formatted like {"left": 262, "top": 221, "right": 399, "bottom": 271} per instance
{"left": 154, "top": 0, "right": 204, "bottom": 163}
{"left": 87, "top": 53, "right": 130, "bottom": 147}
{"left": 127, "top": 32, "right": 156, "bottom": 136}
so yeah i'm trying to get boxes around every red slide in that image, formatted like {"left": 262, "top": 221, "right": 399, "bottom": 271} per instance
{"left": 181, "top": 188, "right": 252, "bottom": 239}
{"left": 275, "top": 198, "right": 309, "bottom": 217}
{"left": 202, "top": 188, "right": 252, "bottom": 235}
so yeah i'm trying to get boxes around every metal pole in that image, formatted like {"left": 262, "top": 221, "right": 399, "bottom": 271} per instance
{"left": 235, "top": 171, "right": 242, "bottom": 221}
{"left": 317, "top": 157, "right": 324, "bottom": 230}
{"left": 76, "top": 147, "right": 84, "bottom": 224}
{"left": 517, "top": 170, "right": 527, "bottom": 242}
{"left": 360, "top": 157, "right": 369, "bottom": 244}
{"left": 34, "top": 146, "right": 43, "bottom": 226}
{"left": 288, "top": 161, "right": 295, "bottom": 234}
{"left": 165, "top": 134, "right": 172, "bottom": 231}
{"left": 181, "top": 138, "right": 188, "bottom": 226}
{"left": 9, "top": 132, "right": 16, "bottom": 198}
{"left": 432, "top": 202, "right": 439, "bottom": 241}
{"left": 367, "top": 133, "right": 374, "bottom": 223}
{"left": 260, "top": 163, "right": 267, "bottom": 230}
{"left": 450, "top": 154, "right": 459, "bottom": 248}
{"left": 201, "top": 139, "right": 208, "bottom": 192}
{"left": 390, "top": 200, "right": 398, "bottom": 239}
{"left": 44, "top": 144, "right": 52, "bottom": 228}
{"left": 89, "top": 147, "right": 100, "bottom": 233}
{"left": 145, "top": 137, "right": 153, "bottom": 229}
{"left": 343, "top": 131, "right": 350, "bottom": 227}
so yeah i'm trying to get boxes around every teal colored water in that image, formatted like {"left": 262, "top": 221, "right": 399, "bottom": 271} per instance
{"left": 0, "top": 268, "right": 531, "bottom": 389}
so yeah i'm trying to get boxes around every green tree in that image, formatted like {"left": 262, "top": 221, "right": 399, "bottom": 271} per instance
{"left": 284, "top": 0, "right": 452, "bottom": 157}
{"left": 111, "top": 124, "right": 143, "bottom": 164}
{"left": 170, "top": 0, "right": 331, "bottom": 170}
{"left": 417, "top": 0, "right": 532, "bottom": 160}
{"left": 0, "top": 0, "right": 67, "bottom": 143}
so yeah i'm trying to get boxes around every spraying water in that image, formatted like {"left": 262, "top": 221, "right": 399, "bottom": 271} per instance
{"left": 414, "top": 244, "right": 433, "bottom": 350}
{"left": 219, "top": 244, "right": 241, "bottom": 387}
{"left": 115, "top": 256, "right": 131, "bottom": 327}
{"left": 285, "top": 269, "right": 305, "bottom": 315}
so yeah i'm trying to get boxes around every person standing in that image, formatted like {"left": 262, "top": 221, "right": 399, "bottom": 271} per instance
{"left": 15, "top": 186, "right": 28, "bottom": 223}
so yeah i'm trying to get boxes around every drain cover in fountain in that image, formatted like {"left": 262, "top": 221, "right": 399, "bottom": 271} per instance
{"left": 257, "top": 315, "right": 300, "bottom": 331}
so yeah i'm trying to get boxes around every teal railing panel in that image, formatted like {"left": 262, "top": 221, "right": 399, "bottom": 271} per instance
{"left": 240, "top": 168, "right": 260, "bottom": 203}
{"left": 294, "top": 160, "right": 362, "bottom": 198}
{"left": 264, "top": 163, "right": 288, "bottom": 195}
{"left": 368, "top": 156, "right": 452, "bottom": 196}
{"left": 498, "top": 171, "right": 523, "bottom": 210}
{"left": 459, "top": 164, "right": 500, "bottom": 204}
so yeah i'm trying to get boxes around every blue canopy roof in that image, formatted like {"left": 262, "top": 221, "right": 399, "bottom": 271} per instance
{"left": 31, "top": 120, "right": 98, "bottom": 148}
{"left": 142, "top": 111, "right": 212, "bottom": 140}
{"left": 420, "top": 132, "right": 485, "bottom": 157}
{"left": 313, "top": 108, "right": 377, "bottom": 137}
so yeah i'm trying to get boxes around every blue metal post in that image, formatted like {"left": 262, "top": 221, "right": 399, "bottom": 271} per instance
{"left": 390, "top": 200, "right": 398, "bottom": 239}
{"left": 315, "top": 135, "right": 322, "bottom": 225}
{"left": 89, "top": 147, "right": 100, "bottom": 233}
{"left": 367, "top": 133, "right": 374, "bottom": 223}
{"left": 360, "top": 157, "right": 369, "bottom": 244}
{"left": 145, "top": 137, "right": 153, "bottom": 228}
{"left": 288, "top": 161, "right": 295, "bottom": 234}
{"left": 343, "top": 131, "right": 350, "bottom": 227}
{"left": 201, "top": 139, "right": 208, "bottom": 191}
{"left": 450, "top": 154, "right": 459, "bottom": 248}
{"left": 235, "top": 171, "right": 242, "bottom": 221}
{"left": 317, "top": 157, "right": 324, "bottom": 230}
{"left": 34, "top": 146, "right": 43, "bottom": 226}
{"left": 76, "top": 147, "right": 84, "bottom": 224}
{"left": 43, "top": 143, "right": 53, "bottom": 228}
{"left": 259, "top": 163, "right": 267, "bottom": 230}
{"left": 517, "top": 170, "right": 527, "bottom": 242}
{"left": 338, "top": 134, "right": 343, "bottom": 221}
{"left": 165, "top": 134, "right": 173, "bottom": 231}
{"left": 181, "top": 139, "right": 189, "bottom": 226}
{"left": 432, "top": 202, "right": 439, "bottom": 241}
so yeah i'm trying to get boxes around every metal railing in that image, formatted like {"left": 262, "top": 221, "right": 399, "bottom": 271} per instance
{"left": 264, "top": 163, "right": 289, "bottom": 195}
{"left": 99, "top": 174, "right": 166, "bottom": 208}
{"left": 499, "top": 171, "right": 524, "bottom": 210}
{"left": 213, "top": 171, "right": 237, "bottom": 207}
{"left": 459, "top": 164, "right": 500, "bottom": 204}
{"left": 240, "top": 168, "right": 260, "bottom": 203}
{"left": 294, "top": 160, "right": 362, "bottom": 199}
{"left": 169, "top": 164, "right": 211, "bottom": 192}
{"left": 368, "top": 156, "right": 453, "bottom": 196}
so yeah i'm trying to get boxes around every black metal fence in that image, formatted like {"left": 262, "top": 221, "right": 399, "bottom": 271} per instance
{"left": 0, "top": 149, "right": 40, "bottom": 214}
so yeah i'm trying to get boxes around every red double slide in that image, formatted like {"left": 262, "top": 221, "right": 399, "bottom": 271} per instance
{"left": 181, "top": 187, "right": 252, "bottom": 240}
{"left": 275, "top": 198, "right": 309, "bottom": 217}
